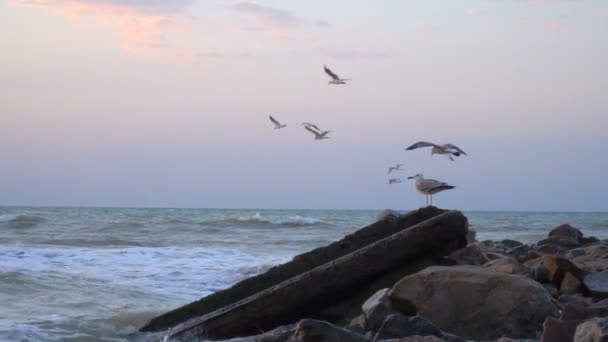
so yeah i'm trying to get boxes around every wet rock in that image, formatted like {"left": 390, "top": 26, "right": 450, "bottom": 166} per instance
{"left": 543, "top": 255, "right": 585, "bottom": 286}
{"left": 289, "top": 319, "right": 370, "bottom": 342}
{"left": 583, "top": 271, "right": 608, "bottom": 298}
{"left": 484, "top": 257, "right": 530, "bottom": 275}
{"left": 225, "top": 324, "right": 295, "bottom": 342}
{"left": 540, "top": 317, "right": 581, "bottom": 342}
{"left": 561, "top": 272, "right": 582, "bottom": 295}
{"left": 574, "top": 317, "right": 608, "bottom": 342}
{"left": 501, "top": 239, "right": 525, "bottom": 249}
{"left": 388, "top": 265, "right": 559, "bottom": 340}
{"left": 362, "top": 288, "right": 396, "bottom": 331}
{"left": 549, "top": 224, "right": 584, "bottom": 241}
{"left": 538, "top": 236, "right": 581, "bottom": 249}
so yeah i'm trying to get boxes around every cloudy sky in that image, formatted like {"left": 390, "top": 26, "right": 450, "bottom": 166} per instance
{"left": 1, "top": 1, "right": 607, "bottom": 211}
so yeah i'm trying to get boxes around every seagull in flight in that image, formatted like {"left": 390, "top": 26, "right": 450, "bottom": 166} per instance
{"left": 407, "top": 174, "right": 455, "bottom": 206}
{"left": 405, "top": 141, "right": 467, "bottom": 161}
{"left": 324, "top": 65, "right": 350, "bottom": 85}
{"left": 387, "top": 178, "right": 402, "bottom": 184}
{"left": 304, "top": 125, "right": 331, "bottom": 141}
{"left": 269, "top": 115, "right": 287, "bottom": 130}
{"left": 388, "top": 164, "right": 404, "bottom": 175}
{"left": 301, "top": 122, "right": 321, "bottom": 131}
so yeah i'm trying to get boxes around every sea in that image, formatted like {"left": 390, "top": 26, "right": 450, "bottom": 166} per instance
{"left": 1, "top": 207, "right": 608, "bottom": 342}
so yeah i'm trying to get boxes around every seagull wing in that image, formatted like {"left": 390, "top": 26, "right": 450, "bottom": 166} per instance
{"left": 304, "top": 125, "right": 321, "bottom": 137}
{"left": 324, "top": 65, "right": 340, "bottom": 80}
{"left": 405, "top": 141, "right": 436, "bottom": 150}
{"left": 417, "top": 178, "right": 444, "bottom": 192}
{"left": 269, "top": 115, "right": 281, "bottom": 126}
{"left": 444, "top": 144, "right": 467, "bottom": 155}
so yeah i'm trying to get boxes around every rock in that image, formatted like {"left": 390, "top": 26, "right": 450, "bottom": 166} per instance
{"left": 584, "top": 245, "right": 608, "bottom": 259}
{"left": 377, "top": 336, "right": 445, "bottom": 342}
{"left": 142, "top": 206, "right": 449, "bottom": 332}
{"left": 536, "top": 243, "right": 563, "bottom": 255}
{"left": 224, "top": 324, "right": 295, "bottom": 342}
{"left": 484, "top": 257, "right": 530, "bottom": 275}
{"left": 567, "top": 248, "right": 588, "bottom": 259}
{"left": 347, "top": 315, "right": 366, "bottom": 335}
{"left": 378, "top": 337, "right": 446, "bottom": 342}
{"left": 165, "top": 211, "right": 468, "bottom": 340}
{"left": 508, "top": 245, "right": 536, "bottom": 263}
{"left": 447, "top": 243, "right": 489, "bottom": 265}
{"left": 374, "top": 314, "right": 465, "bottom": 342}
{"left": 543, "top": 255, "right": 585, "bottom": 286}
{"left": 540, "top": 317, "right": 581, "bottom": 342}
{"left": 549, "top": 224, "right": 584, "bottom": 241}
{"left": 544, "top": 284, "right": 559, "bottom": 298}
{"left": 538, "top": 236, "right": 581, "bottom": 249}
{"left": 501, "top": 239, "right": 525, "bottom": 249}
{"left": 388, "top": 265, "right": 559, "bottom": 340}
{"left": 561, "top": 272, "right": 582, "bottom": 295}
{"left": 583, "top": 271, "right": 608, "bottom": 298}
{"left": 574, "top": 317, "right": 608, "bottom": 342}
{"left": 377, "top": 209, "right": 401, "bottom": 223}
{"left": 362, "top": 288, "right": 396, "bottom": 331}
{"left": 288, "top": 319, "right": 370, "bottom": 342}
{"left": 532, "top": 265, "right": 551, "bottom": 283}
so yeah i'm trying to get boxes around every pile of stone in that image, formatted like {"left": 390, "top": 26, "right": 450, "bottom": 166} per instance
{"left": 141, "top": 208, "right": 608, "bottom": 342}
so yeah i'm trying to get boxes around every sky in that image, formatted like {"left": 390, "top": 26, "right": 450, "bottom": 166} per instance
{"left": 1, "top": 0, "right": 607, "bottom": 211}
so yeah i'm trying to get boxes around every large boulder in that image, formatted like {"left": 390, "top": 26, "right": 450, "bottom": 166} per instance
{"left": 583, "top": 271, "right": 608, "bottom": 298}
{"left": 143, "top": 206, "right": 450, "bottom": 332}
{"left": 540, "top": 317, "right": 581, "bottom": 342}
{"left": 484, "top": 257, "right": 530, "bottom": 275}
{"left": 388, "top": 266, "right": 559, "bottom": 340}
{"left": 549, "top": 224, "right": 584, "bottom": 241}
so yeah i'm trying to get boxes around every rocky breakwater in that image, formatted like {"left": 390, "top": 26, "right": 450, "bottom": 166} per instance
{"left": 144, "top": 211, "right": 608, "bottom": 342}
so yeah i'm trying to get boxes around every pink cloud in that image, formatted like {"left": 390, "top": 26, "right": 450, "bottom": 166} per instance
{"left": 8, "top": 0, "right": 215, "bottom": 64}
{"left": 415, "top": 22, "right": 433, "bottom": 31}
{"left": 466, "top": 8, "right": 479, "bottom": 16}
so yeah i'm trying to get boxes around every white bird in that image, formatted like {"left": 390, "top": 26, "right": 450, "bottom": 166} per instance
{"left": 304, "top": 125, "right": 331, "bottom": 141}
{"left": 301, "top": 122, "right": 321, "bottom": 131}
{"left": 387, "top": 178, "right": 402, "bottom": 184}
{"left": 388, "top": 164, "right": 404, "bottom": 175}
{"left": 407, "top": 174, "right": 455, "bottom": 206}
{"left": 324, "top": 65, "right": 350, "bottom": 85}
{"left": 405, "top": 141, "right": 467, "bottom": 161}
{"left": 269, "top": 115, "right": 287, "bottom": 129}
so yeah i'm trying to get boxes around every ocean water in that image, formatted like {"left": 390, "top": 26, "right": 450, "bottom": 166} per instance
{"left": 1, "top": 207, "right": 607, "bottom": 341}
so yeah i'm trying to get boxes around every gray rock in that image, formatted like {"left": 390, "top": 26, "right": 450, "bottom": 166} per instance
{"left": 501, "top": 239, "right": 525, "bottom": 249}
{"left": 377, "top": 336, "right": 445, "bottom": 342}
{"left": 347, "top": 315, "right": 366, "bottom": 335}
{"left": 583, "top": 271, "right": 608, "bottom": 298}
{"left": 574, "top": 317, "right": 608, "bottom": 342}
{"left": 388, "top": 265, "right": 559, "bottom": 340}
{"left": 447, "top": 243, "right": 490, "bottom": 265}
{"left": 561, "top": 272, "right": 582, "bottom": 295}
{"left": 224, "top": 324, "right": 295, "bottom": 342}
{"left": 374, "top": 314, "right": 465, "bottom": 342}
{"left": 288, "top": 319, "right": 370, "bottom": 342}
{"left": 362, "top": 288, "right": 396, "bottom": 331}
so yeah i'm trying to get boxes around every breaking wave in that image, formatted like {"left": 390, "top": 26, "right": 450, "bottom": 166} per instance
{"left": 200, "top": 213, "right": 328, "bottom": 228}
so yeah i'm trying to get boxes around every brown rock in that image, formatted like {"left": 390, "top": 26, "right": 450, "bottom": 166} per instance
{"left": 561, "top": 272, "right": 582, "bottom": 295}
{"left": 361, "top": 288, "right": 395, "bottom": 331}
{"left": 540, "top": 317, "right": 581, "bottom": 342}
{"left": 549, "top": 224, "right": 584, "bottom": 241}
{"left": 543, "top": 255, "right": 585, "bottom": 286}
{"left": 388, "top": 266, "right": 559, "bottom": 340}
{"left": 484, "top": 257, "right": 530, "bottom": 275}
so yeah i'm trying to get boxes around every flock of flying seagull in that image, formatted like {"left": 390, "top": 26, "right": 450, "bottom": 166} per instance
{"left": 267, "top": 65, "right": 468, "bottom": 206}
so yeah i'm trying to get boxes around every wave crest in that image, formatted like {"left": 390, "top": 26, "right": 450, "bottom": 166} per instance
{"left": 0, "top": 214, "right": 44, "bottom": 227}
{"left": 200, "top": 213, "right": 327, "bottom": 228}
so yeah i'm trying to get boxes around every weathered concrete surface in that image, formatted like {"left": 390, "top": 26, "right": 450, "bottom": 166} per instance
{"left": 142, "top": 206, "right": 448, "bottom": 332}
{"left": 164, "top": 210, "right": 468, "bottom": 341}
